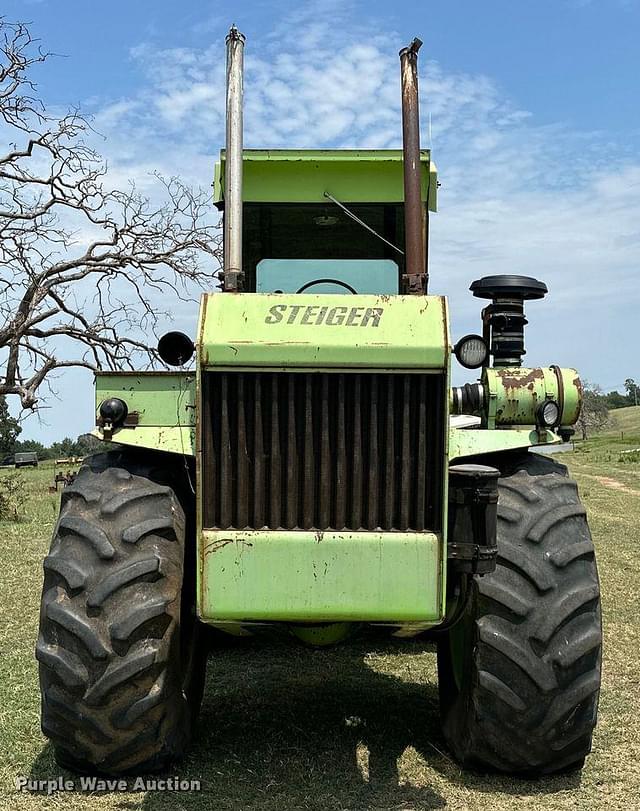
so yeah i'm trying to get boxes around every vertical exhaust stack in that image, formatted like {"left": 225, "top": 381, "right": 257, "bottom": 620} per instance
{"left": 223, "top": 26, "right": 246, "bottom": 292}
{"left": 399, "top": 37, "right": 426, "bottom": 294}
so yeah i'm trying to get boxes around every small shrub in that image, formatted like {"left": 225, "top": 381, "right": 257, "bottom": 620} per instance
{"left": 0, "top": 472, "right": 28, "bottom": 521}
{"left": 618, "top": 449, "right": 640, "bottom": 465}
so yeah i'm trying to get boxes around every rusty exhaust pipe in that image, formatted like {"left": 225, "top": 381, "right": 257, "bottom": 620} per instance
{"left": 223, "top": 26, "right": 245, "bottom": 292}
{"left": 399, "top": 37, "right": 426, "bottom": 294}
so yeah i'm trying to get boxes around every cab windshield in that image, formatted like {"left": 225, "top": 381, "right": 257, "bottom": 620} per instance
{"left": 256, "top": 259, "right": 399, "bottom": 295}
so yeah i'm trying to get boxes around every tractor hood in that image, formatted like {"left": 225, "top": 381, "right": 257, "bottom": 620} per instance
{"left": 197, "top": 293, "right": 449, "bottom": 369}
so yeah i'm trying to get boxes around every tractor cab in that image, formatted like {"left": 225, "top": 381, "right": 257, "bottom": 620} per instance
{"left": 213, "top": 149, "right": 438, "bottom": 294}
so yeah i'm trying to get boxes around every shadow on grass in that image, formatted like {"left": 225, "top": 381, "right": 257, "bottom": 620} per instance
{"left": 29, "top": 631, "right": 582, "bottom": 811}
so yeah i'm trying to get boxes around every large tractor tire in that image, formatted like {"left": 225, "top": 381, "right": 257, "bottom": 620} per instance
{"left": 36, "top": 451, "right": 206, "bottom": 774}
{"left": 437, "top": 453, "right": 602, "bottom": 775}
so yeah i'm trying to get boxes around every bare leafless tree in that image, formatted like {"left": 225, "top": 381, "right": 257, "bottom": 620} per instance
{"left": 0, "top": 20, "right": 221, "bottom": 410}
{"left": 576, "top": 381, "right": 609, "bottom": 441}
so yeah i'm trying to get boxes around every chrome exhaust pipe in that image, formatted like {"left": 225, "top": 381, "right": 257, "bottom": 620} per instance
{"left": 223, "top": 26, "right": 245, "bottom": 291}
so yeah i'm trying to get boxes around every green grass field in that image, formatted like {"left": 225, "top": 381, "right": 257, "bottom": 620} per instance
{"left": 605, "top": 404, "right": 640, "bottom": 437}
{"left": 1, "top": 411, "right": 639, "bottom": 810}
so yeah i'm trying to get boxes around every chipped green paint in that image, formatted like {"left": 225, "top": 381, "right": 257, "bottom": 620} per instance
{"left": 449, "top": 425, "right": 560, "bottom": 461}
{"left": 91, "top": 425, "right": 195, "bottom": 455}
{"left": 199, "top": 529, "right": 444, "bottom": 623}
{"left": 213, "top": 148, "right": 438, "bottom": 210}
{"left": 94, "top": 372, "right": 195, "bottom": 454}
{"left": 483, "top": 366, "right": 582, "bottom": 428}
{"left": 197, "top": 292, "right": 449, "bottom": 369}
{"left": 89, "top": 291, "right": 582, "bottom": 639}
{"left": 82, "top": 130, "right": 590, "bottom": 642}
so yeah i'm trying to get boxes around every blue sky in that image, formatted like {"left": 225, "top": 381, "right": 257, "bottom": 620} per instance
{"left": 5, "top": 0, "right": 640, "bottom": 442}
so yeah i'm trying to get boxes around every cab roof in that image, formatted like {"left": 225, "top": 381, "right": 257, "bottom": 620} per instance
{"left": 213, "top": 149, "right": 437, "bottom": 211}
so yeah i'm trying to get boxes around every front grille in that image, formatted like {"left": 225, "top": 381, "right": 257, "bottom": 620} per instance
{"left": 202, "top": 371, "right": 445, "bottom": 531}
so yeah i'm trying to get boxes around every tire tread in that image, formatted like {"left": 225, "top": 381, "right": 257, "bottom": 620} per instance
{"left": 439, "top": 452, "right": 602, "bottom": 775}
{"left": 37, "top": 450, "right": 201, "bottom": 775}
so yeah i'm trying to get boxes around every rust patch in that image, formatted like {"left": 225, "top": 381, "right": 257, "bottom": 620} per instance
{"left": 198, "top": 294, "right": 209, "bottom": 350}
{"left": 439, "top": 296, "right": 448, "bottom": 346}
{"left": 204, "top": 538, "right": 233, "bottom": 556}
{"left": 496, "top": 368, "right": 544, "bottom": 388}
{"left": 204, "top": 537, "right": 254, "bottom": 556}
{"left": 123, "top": 411, "right": 140, "bottom": 426}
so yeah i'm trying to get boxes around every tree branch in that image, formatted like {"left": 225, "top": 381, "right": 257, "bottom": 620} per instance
{"left": 0, "top": 18, "right": 222, "bottom": 412}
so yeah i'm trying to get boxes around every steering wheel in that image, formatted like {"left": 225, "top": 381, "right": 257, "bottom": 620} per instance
{"left": 295, "top": 278, "right": 358, "bottom": 294}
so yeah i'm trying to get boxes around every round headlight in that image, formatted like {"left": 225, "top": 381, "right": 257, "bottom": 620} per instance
{"left": 454, "top": 334, "right": 488, "bottom": 369}
{"left": 99, "top": 397, "right": 128, "bottom": 427}
{"left": 537, "top": 399, "right": 560, "bottom": 428}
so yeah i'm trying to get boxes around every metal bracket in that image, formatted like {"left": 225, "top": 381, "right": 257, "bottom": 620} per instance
{"left": 222, "top": 270, "right": 245, "bottom": 292}
{"left": 447, "top": 540, "right": 497, "bottom": 574}
{"left": 447, "top": 464, "right": 499, "bottom": 575}
{"left": 402, "top": 272, "right": 427, "bottom": 295}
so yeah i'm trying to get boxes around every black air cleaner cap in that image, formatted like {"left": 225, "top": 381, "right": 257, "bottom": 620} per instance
{"left": 470, "top": 275, "right": 548, "bottom": 300}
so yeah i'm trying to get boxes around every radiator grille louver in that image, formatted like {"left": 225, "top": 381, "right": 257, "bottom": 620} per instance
{"left": 202, "top": 371, "right": 445, "bottom": 531}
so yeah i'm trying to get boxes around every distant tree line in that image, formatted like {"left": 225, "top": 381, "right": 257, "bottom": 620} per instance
{"left": 10, "top": 434, "right": 106, "bottom": 461}
{"left": 0, "top": 394, "right": 109, "bottom": 459}
{"left": 602, "top": 379, "right": 639, "bottom": 410}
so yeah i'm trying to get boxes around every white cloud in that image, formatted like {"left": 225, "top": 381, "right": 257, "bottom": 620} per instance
{"left": 111, "top": 5, "right": 639, "bottom": 311}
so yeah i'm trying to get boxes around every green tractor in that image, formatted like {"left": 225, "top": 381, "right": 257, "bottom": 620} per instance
{"left": 37, "top": 29, "right": 601, "bottom": 776}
